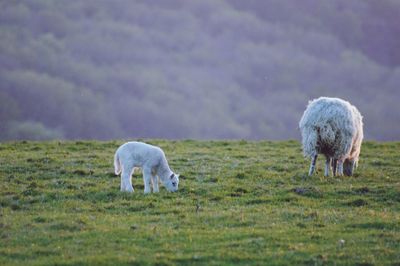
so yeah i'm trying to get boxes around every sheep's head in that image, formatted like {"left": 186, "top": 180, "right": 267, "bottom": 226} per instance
{"left": 164, "top": 173, "right": 179, "bottom": 192}
{"left": 343, "top": 159, "right": 356, "bottom": 176}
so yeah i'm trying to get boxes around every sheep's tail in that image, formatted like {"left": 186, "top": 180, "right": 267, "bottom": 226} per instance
{"left": 114, "top": 153, "right": 121, "bottom": 175}
{"left": 318, "top": 123, "right": 336, "bottom": 145}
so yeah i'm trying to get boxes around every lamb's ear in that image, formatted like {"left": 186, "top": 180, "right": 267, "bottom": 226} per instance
{"left": 170, "top": 173, "right": 174, "bottom": 179}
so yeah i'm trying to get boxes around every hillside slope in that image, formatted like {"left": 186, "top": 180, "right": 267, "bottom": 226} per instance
{"left": 1, "top": 0, "right": 400, "bottom": 140}
{"left": 0, "top": 140, "right": 399, "bottom": 265}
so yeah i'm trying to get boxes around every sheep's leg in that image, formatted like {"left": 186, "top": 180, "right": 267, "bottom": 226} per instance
{"left": 151, "top": 175, "right": 159, "bottom": 193}
{"left": 337, "top": 160, "right": 344, "bottom": 176}
{"left": 308, "top": 154, "right": 318, "bottom": 176}
{"left": 324, "top": 157, "right": 331, "bottom": 177}
{"left": 121, "top": 164, "right": 134, "bottom": 192}
{"left": 142, "top": 167, "right": 152, "bottom": 194}
{"left": 332, "top": 159, "right": 338, "bottom": 176}
{"left": 343, "top": 160, "right": 355, "bottom": 176}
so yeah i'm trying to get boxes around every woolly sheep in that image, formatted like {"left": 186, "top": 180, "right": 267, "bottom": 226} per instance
{"left": 299, "top": 97, "right": 363, "bottom": 176}
{"left": 114, "top": 141, "right": 179, "bottom": 193}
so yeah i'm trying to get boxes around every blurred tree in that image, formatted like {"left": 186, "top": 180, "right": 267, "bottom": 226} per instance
{"left": 0, "top": 0, "right": 399, "bottom": 141}
{"left": 6, "top": 121, "right": 64, "bottom": 141}
{"left": 0, "top": 92, "right": 20, "bottom": 139}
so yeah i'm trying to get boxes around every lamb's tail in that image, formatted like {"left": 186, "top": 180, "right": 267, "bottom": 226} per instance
{"left": 114, "top": 153, "right": 121, "bottom": 175}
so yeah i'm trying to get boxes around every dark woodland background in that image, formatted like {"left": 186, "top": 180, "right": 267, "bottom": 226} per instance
{"left": 1, "top": 0, "right": 399, "bottom": 141}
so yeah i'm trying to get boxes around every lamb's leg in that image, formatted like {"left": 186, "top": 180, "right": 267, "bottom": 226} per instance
{"left": 151, "top": 175, "right": 159, "bottom": 193}
{"left": 332, "top": 159, "right": 338, "bottom": 176}
{"left": 121, "top": 164, "right": 134, "bottom": 192}
{"left": 142, "top": 167, "right": 152, "bottom": 194}
{"left": 308, "top": 154, "right": 318, "bottom": 176}
{"left": 324, "top": 156, "right": 331, "bottom": 177}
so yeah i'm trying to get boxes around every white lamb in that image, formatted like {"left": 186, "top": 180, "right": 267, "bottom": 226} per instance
{"left": 299, "top": 97, "right": 363, "bottom": 176}
{"left": 114, "top": 141, "right": 179, "bottom": 193}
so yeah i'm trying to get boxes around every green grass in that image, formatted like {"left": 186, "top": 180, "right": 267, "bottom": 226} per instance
{"left": 0, "top": 140, "right": 399, "bottom": 265}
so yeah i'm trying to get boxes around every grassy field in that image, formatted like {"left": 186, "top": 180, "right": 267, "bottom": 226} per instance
{"left": 0, "top": 140, "right": 399, "bottom": 265}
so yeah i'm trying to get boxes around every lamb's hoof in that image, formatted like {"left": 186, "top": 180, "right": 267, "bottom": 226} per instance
{"left": 121, "top": 187, "right": 134, "bottom": 193}
{"left": 144, "top": 190, "right": 151, "bottom": 194}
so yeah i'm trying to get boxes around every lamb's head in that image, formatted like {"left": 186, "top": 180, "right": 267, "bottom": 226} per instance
{"left": 164, "top": 173, "right": 179, "bottom": 192}
{"left": 343, "top": 159, "right": 356, "bottom": 176}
